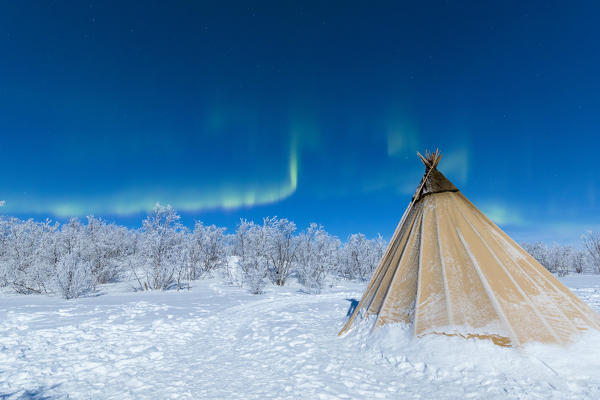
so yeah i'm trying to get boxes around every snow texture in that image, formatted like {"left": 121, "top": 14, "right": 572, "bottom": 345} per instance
{"left": 1, "top": 275, "right": 600, "bottom": 399}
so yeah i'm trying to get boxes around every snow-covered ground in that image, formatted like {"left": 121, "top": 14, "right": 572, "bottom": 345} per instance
{"left": 2, "top": 275, "right": 600, "bottom": 399}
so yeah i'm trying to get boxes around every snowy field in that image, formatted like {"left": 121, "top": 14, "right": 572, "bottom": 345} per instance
{"left": 2, "top": 276, "right": 600, "bottom": 399}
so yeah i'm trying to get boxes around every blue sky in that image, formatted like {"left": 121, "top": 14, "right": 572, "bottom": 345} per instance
{"left": 1, "top": 1, "right": 599, "bottom": 243}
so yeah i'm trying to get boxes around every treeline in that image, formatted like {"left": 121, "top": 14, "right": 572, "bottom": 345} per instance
{"left": 0, "top": 204, "right": 386, "bottom": 299}
{"left": 2, "top": 203, "right": 598, "bottom": 300}
{"left": 521, "top": 232, "right": 600, "bottom": 277}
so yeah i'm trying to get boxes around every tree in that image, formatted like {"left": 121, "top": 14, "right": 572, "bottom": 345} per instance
{"left": 522, "top": 241, "right": 589, "bottom": 276}
{"left": 339, "top": 233, "right": 385, "bottom": 281}
{"left": 232, "top": 220, "right": 270, "bottom": 294}
{"left": 136, "top": 204, "right": 186, "bottom": 290}
{"left": 4, "top": 218, "right": 51, "bottom": 294}
{"left": 583, "top": 231, "right": 600, "bottom": 273}
{"left": 54, "top": 252, "right": 93, "bottom": 300}
{"left": 53, "top": 218, "right": 95, "bottom": 299}
{"left": 547, "top": 244, "right": 572, "bottom": 277}
{"left": 0, "top": 217, "right": 9, "bottom": 287}
{"left": 572, "top": 249, "right": 587, "bottom": 274}
{"left": 265, "top": 217, "right": 298, "bottom": 286}
{"left": 521, "top": 242, "right": 549, "bottom": 269}
{"left": 186, "top": 222, "right": 227, "bottom": 280}
{"left": 86, "top": 216, "right": 130, "bottom": 285}
{"left": 295, "top": 223, "right": 340, "bottom": 293}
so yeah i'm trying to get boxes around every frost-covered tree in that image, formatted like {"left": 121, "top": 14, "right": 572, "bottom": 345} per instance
{"left": 136, "top": 204, "right": 187, "bottom": 291}
{"left": 572, "top": 249, "right": 587, "bottom": 274}
{"left": 125, "top": 230, "right": 142, "bottom": 284}
{"left": 265, "top": 217, "right": 298, "bottom": 286}
{"left": 221, "top": 233, "right": 240, "bottom": 286}
{"left": 522, "top": 241, "right": 591, "bottom": 276}
{"left": 53, "top": 218, "right": 95, "bottom": 299}
{"left": 0, "top": 217, "right": 10, "bottom": 287}
{"left": 339, "top": 233, "right": 385, "bottom": 281}
{"left": 583, "top": 231, "right": 600, "bottom": 273}
{"left": 4, "top": 218, "right": 52, "bottom": 294}
{"left": 86, "top": 216, "right": 130, "bottom": 284}
{"left": 547, "top": 245, "right": 572, "bottom": 277}
{"left": 295, "top": 223, "right": 340, "bottom": 293}
{"left": 232, "top": 220, "right": 270, "bottom": 294}
{"left": 54, "top": 252, "right": 93, "bottom": 300}
{"left": 186, "top": 222, "right": 227, "bottom": 280}
{"left": 521, "top": 242, "right": 550, "bottom": 269}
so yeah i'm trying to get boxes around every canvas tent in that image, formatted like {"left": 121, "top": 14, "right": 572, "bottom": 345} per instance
{"left": 339, "top": 150, "right": 600, "bottom": 346}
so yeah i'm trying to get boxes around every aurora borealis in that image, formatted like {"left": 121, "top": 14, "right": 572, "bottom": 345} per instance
{"left": 1, "top": 2, "right": 600, "bottom": 243}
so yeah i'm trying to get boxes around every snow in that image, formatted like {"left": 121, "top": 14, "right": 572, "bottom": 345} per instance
{"left": 2, "top": 276, "right": 600, "bottom": 399}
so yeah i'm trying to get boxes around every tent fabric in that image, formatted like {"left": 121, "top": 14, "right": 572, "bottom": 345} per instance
{"left": 339, "top": 156, "right": 600, "bottom": 346}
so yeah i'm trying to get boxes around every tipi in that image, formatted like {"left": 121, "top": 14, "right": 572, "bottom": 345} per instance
{"left": 339, "top": 150, "right": 600, "bottom": 346}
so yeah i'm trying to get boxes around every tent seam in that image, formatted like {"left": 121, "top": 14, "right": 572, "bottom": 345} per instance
{"left": 435, "top": 198, "right": 454, "bottom": 327}
{"left": 364, "top": 207, "right": 417, "bottom": 314}
{"left": 459, "top": 192, "right": 600, "bottom": 330}
{"left": 455, "top": 203, "right": 563, "bottom": 344}
{"left": 456, "top": 230, "right": 521, "bottom": 346}
{"left": 476, "top": 212, "right": 580, "bottom": 335}
{"left": 412, "top": 204, "right": 426, "bottom": 336}
{"left": 373, "top": 203, "right": 422, "bottom": 330}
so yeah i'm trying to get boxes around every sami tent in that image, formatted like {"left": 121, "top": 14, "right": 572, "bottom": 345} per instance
{"left": 339, "top": 150, "right": 600, "bottom": 346}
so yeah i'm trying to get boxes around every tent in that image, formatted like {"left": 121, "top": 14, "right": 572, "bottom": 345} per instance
{"left": 339, "top": 150, "right": 600, "bottom": 346}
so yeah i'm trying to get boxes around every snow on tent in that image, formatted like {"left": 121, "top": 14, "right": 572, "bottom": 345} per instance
{"left": 339, "top": 149, "right": 600, "bottom": 346}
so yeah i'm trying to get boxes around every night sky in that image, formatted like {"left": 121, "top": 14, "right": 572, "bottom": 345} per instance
{"left": 1, "top": 1, "right": 600, "bottom": 243}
